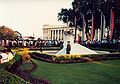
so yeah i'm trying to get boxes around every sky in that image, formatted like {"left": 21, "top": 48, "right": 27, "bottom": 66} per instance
{"left": 0, "top": 0, "right": 73, "bottom": 39}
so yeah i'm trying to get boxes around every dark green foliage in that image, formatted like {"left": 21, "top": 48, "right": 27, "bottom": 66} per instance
{"left": 13, "top": 54, "right": 22, "bottom": 62}
{"left": 0, "top": 70, "right": 30, "bottom": 84}
{"left": 58, "top": 0, "right": 120, "bottom": 39}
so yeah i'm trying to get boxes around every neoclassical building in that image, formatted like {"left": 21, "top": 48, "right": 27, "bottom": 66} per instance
{"left": 42, "top": 24, "right": 107, "bottom": 42}
{"left": 43, "top": 24, "right": 83, "bottom": 41}
{"left": 43, "top": 24, "right": 70, "bottom": 40}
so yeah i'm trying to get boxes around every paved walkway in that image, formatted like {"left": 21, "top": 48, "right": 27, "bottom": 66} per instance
{"left": 29, "top": 50, "right": 59, "bottom": 54}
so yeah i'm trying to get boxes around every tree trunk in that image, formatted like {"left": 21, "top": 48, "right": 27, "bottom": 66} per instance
{"left": 74, "top": 16, "right": 77, "bottom": 43}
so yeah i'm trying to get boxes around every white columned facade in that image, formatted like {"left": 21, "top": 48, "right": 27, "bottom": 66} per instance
{"left": 43, "top": 25, "right": 73, "bottom": 40}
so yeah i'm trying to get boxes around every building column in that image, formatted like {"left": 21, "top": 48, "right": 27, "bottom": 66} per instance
{"left": 62, "top": 30, "right": 64, "bottom": 40}
{"left": 59, "top": 30, "right": 61, "bottom": 40}
{"left": 53, "top": 30, "right": 55, "bottom": 40}
{"left": 51, "top": 30, "right": 53, "bottom": 40}
{"left": 54, "top": 30, "right": 56, "bottom": 40}
{"left": 60, "top": 30, "right": 62, "bottom": 40}
{"left": 56, "top": 30, "right": 58, "bottom": 40}
{"left": 52, "top": 30, "right": 54, "bottom": 40}
{"left": 58, "top": 30, "right": 59, "bottom": 40}
{"left": 50, "top": 30, "right": 52, "bottom": 40}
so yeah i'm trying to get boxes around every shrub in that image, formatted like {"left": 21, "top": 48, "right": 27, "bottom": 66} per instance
{"left": 17, "top": 48, "right": 31, "bottom": 63}
{"left": 13, "top": 53, "right": 22, "bottom": 62}
{"left": 30, "top": 52, "right": 120, "bottom": 64}
{"left": 0, "top": 69, "right": 30, "bottom": 84}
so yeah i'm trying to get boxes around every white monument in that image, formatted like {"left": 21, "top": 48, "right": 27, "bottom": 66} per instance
{"left": 56, "top": 30, "right": 97, "bottom": 55}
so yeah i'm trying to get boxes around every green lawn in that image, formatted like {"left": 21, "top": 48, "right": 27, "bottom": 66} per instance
{"left": 18, "top": 62, "right": 33, "bottom": 71}
{"left": 31, "top": 59, "right": 120, "bottom": 84}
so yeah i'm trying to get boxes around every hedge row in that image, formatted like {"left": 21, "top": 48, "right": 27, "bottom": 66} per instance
{"left": 29, "top": 52, "right": 120, "bottom": 63}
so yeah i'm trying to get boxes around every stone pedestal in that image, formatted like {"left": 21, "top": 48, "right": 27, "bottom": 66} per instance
{"left": 63, "top": 31, "right": 74, "bottom": 48}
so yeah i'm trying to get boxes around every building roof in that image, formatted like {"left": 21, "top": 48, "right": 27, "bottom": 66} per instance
{"left": 43, "top": 24, "right": 67, "bottom": 29}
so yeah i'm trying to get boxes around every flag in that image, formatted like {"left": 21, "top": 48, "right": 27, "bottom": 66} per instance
{"left": 110, "top": 9, "right": 115, "bottom": 41}
{"left": 101, "top": 12, "right": 106, "bottom": 41}
{"left": 91, "top": 13, "right": 95, "bottom": 41}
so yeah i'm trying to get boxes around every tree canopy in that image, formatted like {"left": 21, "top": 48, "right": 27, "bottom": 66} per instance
{"left": 58, "top": 0, "right": 120, "bottom": 40}
{"left": 0, "top": 26, "right": 21, "bottom": 40}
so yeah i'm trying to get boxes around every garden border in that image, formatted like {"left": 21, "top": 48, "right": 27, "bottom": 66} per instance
{"left": 29, "top": 52, "right": 120, "bottom": 64}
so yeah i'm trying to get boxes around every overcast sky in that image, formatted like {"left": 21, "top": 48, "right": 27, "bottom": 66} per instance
{"left": 0, "top": 0, "right": 73, "bottom": 39}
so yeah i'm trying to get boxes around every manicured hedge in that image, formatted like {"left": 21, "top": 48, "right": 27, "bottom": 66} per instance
{"left": 29, "top": 52, "right": 120, "bottom": 63}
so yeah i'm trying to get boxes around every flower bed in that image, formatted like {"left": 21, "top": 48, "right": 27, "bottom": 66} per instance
{"left": 7, "top": 50, "right": 51, "bottom": 84}
{"left": 29, "top": 52, "right": 120, "bottom": 63}
{"left": 1, "top": 48, "right": 52, "bottom": 84}
{"left": 0, "top": 53, "right": 30, "bottom": 84}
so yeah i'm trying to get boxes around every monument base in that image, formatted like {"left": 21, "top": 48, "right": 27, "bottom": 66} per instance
{"left": 56, "top": 43, "right": 97, "bottom": 55}
{"left": 56, "top": 30, "right": 97, "bottom": 55}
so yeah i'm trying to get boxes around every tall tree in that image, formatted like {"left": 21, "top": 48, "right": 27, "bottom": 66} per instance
{"left": 58, "top": 8, "right": 75, "bottom": 27}
{"left": 58, "top": 0, "right": 120, "bottom": 41}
